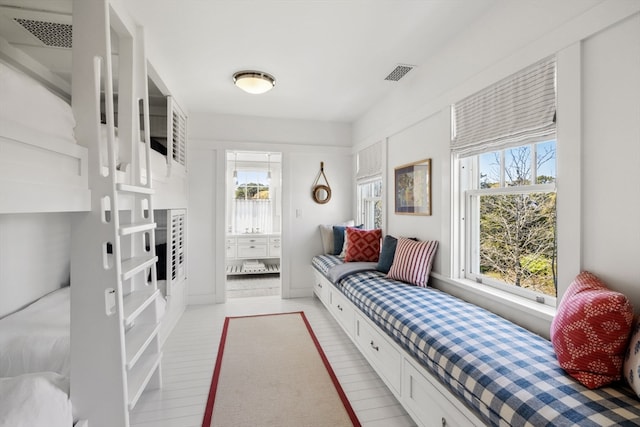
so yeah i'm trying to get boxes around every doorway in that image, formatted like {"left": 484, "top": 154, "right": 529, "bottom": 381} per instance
{"left": 225, "top": 150, "right": 282, "bottom": 298}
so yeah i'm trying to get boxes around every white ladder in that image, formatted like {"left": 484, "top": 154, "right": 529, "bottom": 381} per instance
{"left": 70, "top": 2, "right": 163, "bottom": 425}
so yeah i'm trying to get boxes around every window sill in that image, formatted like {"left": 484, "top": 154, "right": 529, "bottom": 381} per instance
{"left": 430, "top": 273, "right": 556, "bottom": 338}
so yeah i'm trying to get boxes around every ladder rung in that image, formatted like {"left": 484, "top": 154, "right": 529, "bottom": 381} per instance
{"left": 119, "top": 222, "right": 156, "bottom": 236}
{"left": 121, "top": 255, "right": 158, "bottom": 281}
{"left": 123, "top": 288, "right": 159, "bottom": 325}
{"left": 117, "top": 183, "right": 155, "bottom": 195}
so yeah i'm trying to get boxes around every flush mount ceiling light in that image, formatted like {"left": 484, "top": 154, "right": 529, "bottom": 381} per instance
{"left": 233, "top": 70, "right": 276, "bottom": 94}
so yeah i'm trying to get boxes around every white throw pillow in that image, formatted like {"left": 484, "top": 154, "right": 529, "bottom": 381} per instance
{"left": 623, "top": 316, "right": 640, "bottom": 397}
{"left": 319, "top": 220, "right": 354, "bottom": 254}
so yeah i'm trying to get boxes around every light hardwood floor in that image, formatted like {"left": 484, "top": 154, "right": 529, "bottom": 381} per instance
{"left": 130, "top": 296, "right": 416, "bottom": 427}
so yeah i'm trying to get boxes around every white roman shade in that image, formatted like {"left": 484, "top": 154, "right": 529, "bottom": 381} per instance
{"left": 356, "top": 141, "right": 382, "bottom": 180}
{"left": 451, "top": 56, "right": 556, "bottom": 157}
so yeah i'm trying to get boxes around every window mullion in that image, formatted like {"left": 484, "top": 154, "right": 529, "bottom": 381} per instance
{"left": 467, "top": 183, "right": 555, "bottom": 197}
{"left": 500, "top": 150, "right": 505, "bottom": 187}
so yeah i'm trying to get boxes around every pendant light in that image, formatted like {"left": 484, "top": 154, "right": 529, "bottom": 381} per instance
{"left": 267, "top": 153, "right": 271, "bottom": 183}
{"left": 233, "top": 152, "right": 238, "bottom": 185}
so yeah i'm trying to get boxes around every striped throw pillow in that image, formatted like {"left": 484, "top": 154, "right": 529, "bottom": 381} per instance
{"left": 386, "top": 238, "right": 438, "bottom": 287}
{"left": 624, "top": 317, "right": 640, "bottom": 398}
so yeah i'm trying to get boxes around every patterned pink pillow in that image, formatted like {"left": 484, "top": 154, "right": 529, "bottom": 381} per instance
{"left": 550, "top": 271, "right": 634, "bottom": 389}
{"left": 386, "top": 238, "right": 438, "bottom": 287}
{"left": 344, "top": 228, "right": 382, "bottom": 262}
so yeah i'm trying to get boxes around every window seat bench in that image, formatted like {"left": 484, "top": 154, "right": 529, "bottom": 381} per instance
{"left": 311, "top": 254, "right": 640, "bottom": 427}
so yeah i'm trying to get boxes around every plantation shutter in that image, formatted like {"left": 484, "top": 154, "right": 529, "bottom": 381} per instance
{"left": 451, "top": 56, "right": 556, "bottom": 157}
{"left": 356, "top": 141, "right": 382, "bottom": 180}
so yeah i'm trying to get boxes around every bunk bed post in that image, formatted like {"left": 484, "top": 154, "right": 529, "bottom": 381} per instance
{"left": 70, "top": 1, "right": 163, "bottom": 426}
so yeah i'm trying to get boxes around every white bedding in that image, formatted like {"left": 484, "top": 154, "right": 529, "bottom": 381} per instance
{"left": 0, "top": 372, "right": 72, "bottom": 427}
{"left": 0, "top": 287, "right": 70, "bottom": 377}
{"left": 0, "top": 62, "right": 75, "bottom": 143}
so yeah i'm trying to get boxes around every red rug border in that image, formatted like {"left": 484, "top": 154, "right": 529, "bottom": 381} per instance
{"left": 201, "top": 311, "right": 362, "bottom": 427}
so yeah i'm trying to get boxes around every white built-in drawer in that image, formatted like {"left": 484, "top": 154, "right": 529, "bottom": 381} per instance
{"left": 329, "top": 289, "right": 355, "bottom": 337}
{"left": 226, "top": 244, "right": 236, "bottom": 259}
{"left": 225, "top": 237, "right": 237, "bottom": 259}
{"left": 268, "top": 243, "right": 281, "bottom": 257}
{"left": 313, "top": 270, "right": 329, "bottom": 306}
{"left": 237, "top": 244, "right": 268, "bottom": 258}
{"left": 403, "top": 360, "right": 479, "bottom": 427}
{"left": 237, "top": 236, "right": 268, "bottom": 245}
{"left": 355, "top": 314, "right": 402, "bottom": 394}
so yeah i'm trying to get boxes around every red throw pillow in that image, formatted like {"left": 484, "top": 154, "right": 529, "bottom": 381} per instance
{"left": 386, "top": 238, "right": 438, "bottom": 287}
{"left": 344, "top": 228, "right": 381, "bottom": 262}
{"left": 550, "top": 271, "right": 634, "bottom": 389}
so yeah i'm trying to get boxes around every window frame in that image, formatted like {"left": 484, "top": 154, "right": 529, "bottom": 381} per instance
{"left": 356, "top": 175, "right": 383, "bottom": 230}
{"left": 458, "top": 143, "right": 557, "bottom": 307}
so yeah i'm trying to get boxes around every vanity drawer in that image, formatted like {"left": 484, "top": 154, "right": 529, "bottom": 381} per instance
{"left": 237, "top": 244, "right": 268, "bottom": 258}
{"left": 268, "top": 243, "right": 281, "bottom": 257}
{"left": 237, "top": 236, "right": 268, "bottom": 245}
{"left": 225, "top": 243, "right": 236, "bottom": 259}
{"left": 355, "top": 314, "right": 401, "bottom": 394}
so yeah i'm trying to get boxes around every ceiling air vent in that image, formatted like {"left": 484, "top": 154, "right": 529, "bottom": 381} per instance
{"left": 15, "top": 18, "right": 72, "bottom": 48}
{"left": 384, "top": 64, "right": 414, "bottom": 82}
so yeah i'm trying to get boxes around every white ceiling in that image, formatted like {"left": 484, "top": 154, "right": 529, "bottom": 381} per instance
{"left": 0, "top": 0, "right": 498, "bottom": 123}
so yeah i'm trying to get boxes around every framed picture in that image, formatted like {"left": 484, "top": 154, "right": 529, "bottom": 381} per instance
{"left": 394, "top": 158, "right": 432, "bottom": 215}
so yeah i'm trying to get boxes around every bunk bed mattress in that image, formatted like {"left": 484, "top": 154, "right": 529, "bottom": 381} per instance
{"left": 0, "top": 287, "right": 70, "bottom": 377}
{"left": 0, "top": 371, "right": 72, "bottom": 426}
{"left": 0, "top": 62, "right": 75, "bottom": 143}
{"left": 337, "top": 271, "right": 640, "bottom": 427}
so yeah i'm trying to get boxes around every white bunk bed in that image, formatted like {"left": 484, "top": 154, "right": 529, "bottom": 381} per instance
{"left": 0, "top": 288, "right": 74, "bottom": 426}
{"left": 0, "top": 2, "right": 188, "bottom": 425}
{"left": 0, "top": 61, "right": 90, "bottom": 214}
{"left": 102, "top": 95, "right": 188, "bottom": 210}
{"left": 0, "top": 51, "right": 186, "bottom": 215}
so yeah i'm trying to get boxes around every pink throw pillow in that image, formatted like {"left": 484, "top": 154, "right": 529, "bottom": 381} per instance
{"left": 550, "top": 271, "right": 634, "bottom": 389}
{"left": 344, "top": 228, "right": 381, "bottom": 262}
{"left": 386, "top": 238, "right": 438, "bottom": 287}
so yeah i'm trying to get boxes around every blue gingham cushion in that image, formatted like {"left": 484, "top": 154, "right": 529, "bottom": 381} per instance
{"left": 337, "top": 270, "right": 640, "bottom": 427}
{"left": 311, "top": 254, "right": 343, "bottom": 276}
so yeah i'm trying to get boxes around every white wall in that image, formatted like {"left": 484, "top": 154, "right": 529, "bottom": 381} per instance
{"left": 188, "top": 113, "right": 352, "bottom": 303}
{"left": 287, "top": 150, "right": 353, "bottom": 297}
{"left": 353, "top": 1, "right": 640, "bottom": 334}
{"left": 187, "top": 149, "right": 216, "bottom": 303}
{"left": 0, "top": 213, "right": 71, "bottom": 317}
{"left": 385, "top": 110, "right": 450, "bottom": 275}
{"left": 581, "top": 12, "right": 640, "bottom": 310}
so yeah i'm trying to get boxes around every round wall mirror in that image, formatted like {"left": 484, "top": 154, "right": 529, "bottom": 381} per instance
{"left": 312, "top": 185, "right": 331, "bottom": 204}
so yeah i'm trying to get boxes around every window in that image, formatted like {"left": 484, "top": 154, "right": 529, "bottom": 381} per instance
{"left": 356, "top": 141, "right": 384, "bottom": 230}
{"left": 232, "top": 170, "right": 272, "bottom": 234}
{"left": 452, "top": 56, "right": 557, "bottom": 306}
{"left": 357, "top": 178, "right": 383, "bottom": 229}
{"left": 461, "top": 141, "right": 557, "bottom": 304}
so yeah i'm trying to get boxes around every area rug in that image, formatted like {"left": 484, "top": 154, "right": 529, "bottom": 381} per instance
{"left": 202, "top": 311, "right": 361, "bottom": 427}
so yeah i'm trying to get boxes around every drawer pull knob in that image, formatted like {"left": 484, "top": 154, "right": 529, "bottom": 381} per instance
{"left": 250, "top": 245, "right": 255, "bottom": 248}
{"left": 442, "top": 417, "right": 447, "bottom": 427}
{"left": 318, "top": 283, "right": 322, "bottom": 288}
{"left": 370, "top": 340, "right": 379, "bottom": 351}
{"left": 337, "top": 304, "right": 343, "bottom": 311}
